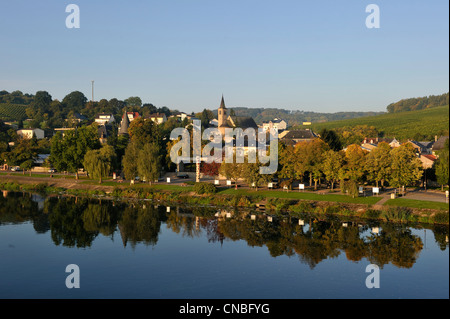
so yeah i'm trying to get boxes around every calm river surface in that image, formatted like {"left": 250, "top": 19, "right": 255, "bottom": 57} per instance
{"left": 0, "top": 191, "right": 448, "bottom": 299}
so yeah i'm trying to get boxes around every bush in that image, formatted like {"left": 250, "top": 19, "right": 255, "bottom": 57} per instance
{"left": 382, "top": 207, "right": 416, "bottom": 223}
{"left": 289, "top": 201, "right": 313, "bottom": 214}
{"left": 193, "top": 182, "right": 217, "bottom": 195}
{"left": 364, "top": 209, "right": 381, "bottom": 219}
{"left": 433, "top": 212, "right": 449, "bottom": 224}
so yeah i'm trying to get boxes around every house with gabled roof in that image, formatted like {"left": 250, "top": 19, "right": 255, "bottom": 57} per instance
{"left": 281, "top": 129, "right": 318, "bottom": 146}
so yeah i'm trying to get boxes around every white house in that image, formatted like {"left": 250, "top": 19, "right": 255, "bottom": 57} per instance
{"left": 262, "top": 118, "right": 287, "bottom": 132}
{"left": 148, "top": 113, "right": 167, "bottom": 124}
{"left": 94, "top": 113, "right": 115, "bottom": 125}
{"left": 16, "top": 128, "right": 45, "bottom": 140}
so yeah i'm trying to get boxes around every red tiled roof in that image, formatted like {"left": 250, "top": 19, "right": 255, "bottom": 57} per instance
{"left": 421, "top": 154, "right": 437, "bottom": 161}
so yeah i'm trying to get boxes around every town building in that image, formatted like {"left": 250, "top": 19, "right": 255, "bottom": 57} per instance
{"left": 262, "top": 118, "right": 287, "bottom": 132}
{"left": 148, "top": 113, "right": 167, "bottom": 124}
{"left": 419, "top": 154, "right": 437, "bottom": 169}
{"left": 281, "top": 129, "right": 318, "bottom": 146}
{"left": 432, "top": 136, "right": 449, "bottom": 155}
{"left": 16, "top": 128, "right": 45, "bottom": 140}
{"left": 94, "top": 113, "right": 115, "bottom": 125}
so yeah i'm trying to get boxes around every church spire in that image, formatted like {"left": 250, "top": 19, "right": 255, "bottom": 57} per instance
{"left": 219, "top": 94, "right": 226, "bottom": 109}
{"left": 118, "top": 111, "right": 130, "bottom": 135}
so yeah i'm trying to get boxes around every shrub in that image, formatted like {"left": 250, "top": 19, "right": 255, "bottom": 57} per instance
{"left": 193, "top": 182, "right": 217, "bottom": 195}
{"left": 289, "top": 201, "right": 313, "bottom": 214}
{"left": 364, "top": 209, "right": 381, "bottom": 219}
{"left": 433, "top": 212, "right": 449, "bottom": 224}
{"left": 382, "top": 207, "right": 416, "bottom": 223}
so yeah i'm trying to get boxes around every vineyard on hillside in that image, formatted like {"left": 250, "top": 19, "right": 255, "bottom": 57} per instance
{"left": 0, "top": 103, "right": 28, "bottom": 121}
{"left": 310, "top": 105, "right": 449, "bottom": 142}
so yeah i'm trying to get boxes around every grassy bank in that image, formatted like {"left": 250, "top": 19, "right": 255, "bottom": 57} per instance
{"left": 384, "top": 198, "right": 449, "bottom": 211}
{"left": 0, "top": 180, "right": 448, "bottom": 225}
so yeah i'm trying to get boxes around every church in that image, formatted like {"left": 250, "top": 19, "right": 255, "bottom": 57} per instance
{"left": 216, "top": 95, "right": 258, "bottom": 136}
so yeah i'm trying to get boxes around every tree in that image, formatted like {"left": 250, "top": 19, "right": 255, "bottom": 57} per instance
{"left": 197, "top": 109, "right": 214, "bottom": 129}
{"left": 124, "top": 96, "right": 142, "bottom": 108}
{"left": 219, "top": 152, "right": 242, "bottom": 189}
{"left": 319, "top": 128, "right": 342, "bottom": 151}
{"left": 295, "top": 139, "right": 329, "bottom": 187}
{"left": 435, "top": 139, "right": 449, "bottom": 190}
{"left": 122, "top": 139, "right": 140, "bottom": 181}
{"left": 50, "top": 124, "right": 101, "bottom": 179}
{"left": 200, "top": 161, "right": 221, "bottom": 179}
{"left": 321, "top": 150, "right": 344, "bottom": 191}
{"left": 389, "top": 143, "right": 423, "bottom": 193}
{"left": 365, "top": 142, "right": 392, "bottom": 187}
{"left": 83, "top": 145, "right": 116, "bottom": 184}
{"left": 278, "top": 143, "right": 296, "bottom": 189}
{"left": 62, "top": 91, "right": 88, "bottom": 113}
{"left": 4, "top": 137, "right": 39, "bottom": 175}
{"left": 128, "top": 117, "right": 162, "bottom": 148}
{"left": 240, "top": 151, "right": 271, "bottom": 190}
{"left": 343, "top": 144, "right": 367, "bottom": 182}
{"left": 137, "top": 142, "right": 162, "bottom": 185}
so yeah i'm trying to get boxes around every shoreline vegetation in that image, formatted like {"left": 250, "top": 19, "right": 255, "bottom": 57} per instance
{"left": 1, "top": 175, "right": 448, "bottom": 226}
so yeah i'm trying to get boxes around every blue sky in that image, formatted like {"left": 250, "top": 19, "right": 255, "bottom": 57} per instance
{"left": 0, "top": 0, "right": 448, "bottom": 113}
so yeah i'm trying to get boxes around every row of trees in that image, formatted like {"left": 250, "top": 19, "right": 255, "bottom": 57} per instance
{"left": 201, "top": 138, "right": 449, "bottom": 197}
{"left": 280, "top": 140, "right": 427, "bottom": 196}
{"left": 387, "top": 92, "right": 449, "bottom": 113}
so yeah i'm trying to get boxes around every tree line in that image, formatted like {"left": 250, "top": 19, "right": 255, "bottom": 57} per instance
{"left": 387, "top": 92, "right": 449, "bottom": 113}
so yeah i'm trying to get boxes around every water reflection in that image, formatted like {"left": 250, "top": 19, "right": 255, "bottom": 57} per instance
{"left": 0, "top": 191, "right": 448, "bottom": 269}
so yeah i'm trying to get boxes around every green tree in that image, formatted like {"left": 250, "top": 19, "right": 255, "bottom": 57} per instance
{"left": 295, "top": 139, "right": 329, "bottom": 187}
{"left": 122, "top": 139, "right": 140, "bottom": 181}
{"left": 124, "top": 96, "right": 142, "bottom": 108}
{"left": 389, "top": 143, "right": 423, "bottom": 193}
{"left": 62, "top": 91, "right": 88, "bottom": 113}
{"left": 278, "top": 143, "right": 296, "bottom": 189}
{"left": 83, "top": 145, "right": 116, "bottom": 184}
{"left": 319, "top": 128, "right": 342, "bottom": 151}
{"left": 321, "top": 150, "right": 344, "bottom": 191}
{"left": 50, "top": 124, "right": 101, "bottom": 179}
{"left": 435, "top": 139, "right": 449, "bottom": 190}
{"left": 365, "top": 142, "right": 392, "bottom": 187}
{"left": 219, "top": 152, "right": 243, "bottom": 189}
{"left": 137, "top": 142, "right": 162, "bottom": 185}
{"left": 4, "top": 137, "right": 39, "bottom": 175}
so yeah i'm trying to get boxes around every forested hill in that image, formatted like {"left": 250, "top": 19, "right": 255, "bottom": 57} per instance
{"left": 386, "top": 92, "right": 449, "bottom": 113}
{"left": 229, "top": 108, "right": 384, "bottom": 126}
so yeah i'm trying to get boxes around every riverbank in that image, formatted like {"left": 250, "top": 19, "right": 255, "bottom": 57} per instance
{"left": 1, "top": 174, "right": 448, "bottom": 225}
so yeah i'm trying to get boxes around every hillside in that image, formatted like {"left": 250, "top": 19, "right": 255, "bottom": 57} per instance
{"left": 0, "top": 103, "right": 28, "bottom": 121}
{"left": 310, "top": 105, "right": 449, "bottom": 141}
{"left": 226, "top": 107, "right": 384, "bottom": 126}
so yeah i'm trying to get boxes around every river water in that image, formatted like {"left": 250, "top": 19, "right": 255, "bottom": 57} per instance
{"left": 0, "top": 191, "right": 448, "bottom": 299}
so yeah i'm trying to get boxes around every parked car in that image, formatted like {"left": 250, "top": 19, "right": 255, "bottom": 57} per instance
{"left": 177, "top": 173, "right": 189, "bottom": 179}
{"left": 11, "top": 166, "right": 21, "bottom": 172}
{"left": 48, "top": 168, "right": 56, "bottom": 173}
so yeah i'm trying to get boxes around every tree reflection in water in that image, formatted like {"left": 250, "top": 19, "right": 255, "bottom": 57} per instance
{"left": 0, "top": 191, "right": 448, "bottom": 269}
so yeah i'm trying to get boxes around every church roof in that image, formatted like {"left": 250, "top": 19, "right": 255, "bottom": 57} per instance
{"left": 219, "top": 95, "right": 226, "bottom": 109}
{"left": 118, "top": 112, "right": 130, "bottom": 135}
{"left": 227, "top": 116, "right": 258, "bottom": 130}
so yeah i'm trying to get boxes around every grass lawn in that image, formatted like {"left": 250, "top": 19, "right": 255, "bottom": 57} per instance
{"left": 216, "top": 188, "right": 383, "bottom": 205}
{"left": 384, "top": 198, "right": 449, "bottom": 211}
